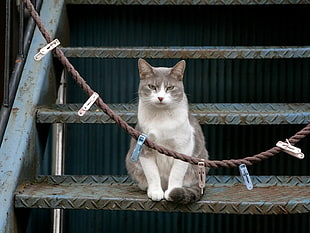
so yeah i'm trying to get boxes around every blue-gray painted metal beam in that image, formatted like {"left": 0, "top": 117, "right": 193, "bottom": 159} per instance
{"left": 61, "top": 46, "right": 310, "bottom": 59}
{"left": 0, "top": 1, "right": 66, "bottom": 232}
{"left": 65, "top": 0, "right": 310, "bottom": 5}
{"left": 14, "top": 175, "right": 310, "bottom": 214}
{"left": 36, "top": 103, "right": 310, "bottom": 125}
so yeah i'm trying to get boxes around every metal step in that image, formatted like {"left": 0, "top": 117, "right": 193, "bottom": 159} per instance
{"left": 36, "top": 103, "right": 310, "bottom": 125}
{"left": 65, "top": 0, "right": 310, "bottom": 5}
{"left": 14, "top": 175, "right": 310, "bottom": 214}
{"left": 61, "top": 46, "right": 310, "bottom": 59}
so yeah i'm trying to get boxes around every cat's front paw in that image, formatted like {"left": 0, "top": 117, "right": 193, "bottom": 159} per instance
{"left": 164, "top": 188, "right": 174, "bottom": 201}
{"left": 147, "top": 188, "right": 164, "bottom": 201}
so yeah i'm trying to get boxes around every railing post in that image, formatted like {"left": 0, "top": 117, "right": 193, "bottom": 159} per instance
{"left": 3, "top": 0, "right": 11, "bottom": 108}
{"left": 52, "top": 70, "right": 67, "bottom": 233}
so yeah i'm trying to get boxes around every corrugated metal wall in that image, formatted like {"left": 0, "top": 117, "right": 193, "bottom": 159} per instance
{"left": 57, "top": 4, "right": 310, "bottom": 233}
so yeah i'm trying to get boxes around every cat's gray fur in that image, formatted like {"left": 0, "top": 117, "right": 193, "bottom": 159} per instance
{"left": 126, "top": 59, "right": 209, "bottom": 204}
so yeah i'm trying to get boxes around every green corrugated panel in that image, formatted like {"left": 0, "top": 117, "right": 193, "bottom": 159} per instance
{"left": 61, "top": 4, "right": 310, "bottom": 233}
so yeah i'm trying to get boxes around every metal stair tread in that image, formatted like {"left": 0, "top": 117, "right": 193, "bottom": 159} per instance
{"left": 61, "top": 46, "right": 310, "bottom": 59}
{"left": 65, "top": 0, "right": 310, "bottom": 5}
{"left": 14, "top": 175, "right": 310, "bottom": 214}
{"left": 36, "top": 103, "right": 310, "bottom": 125}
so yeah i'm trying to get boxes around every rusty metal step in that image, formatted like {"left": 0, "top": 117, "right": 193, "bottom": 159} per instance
{"left": 36, "top": 103, "right": 310, "bottom": 125}
{"left": 65, "top": 0, "right": 310, "bottom": 6}
{"left": 61, "top": 46, "right": 310, "bottom": 59}
{"left": 14, "top": 175, "right": 310, "bottom": 214}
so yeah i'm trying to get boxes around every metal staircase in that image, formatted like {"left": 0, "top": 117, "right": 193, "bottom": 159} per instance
{"left": 1, "top": 0, "right": 310, "bottom": 232}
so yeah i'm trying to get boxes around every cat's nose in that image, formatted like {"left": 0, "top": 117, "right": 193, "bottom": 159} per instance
{"left": 158, "top": 97, "right": 164, "bottom": 102}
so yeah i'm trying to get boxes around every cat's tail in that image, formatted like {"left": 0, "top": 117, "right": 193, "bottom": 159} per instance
{"left": 167, "top": 185, "right": 203, "bottom": 205}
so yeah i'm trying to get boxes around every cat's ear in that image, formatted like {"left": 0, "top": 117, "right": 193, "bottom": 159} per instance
{"left": 138, "top": 58, "right": 153, "bottom": 79}
{"left": 170, "top": 60, "right": 186, "bottom": 81}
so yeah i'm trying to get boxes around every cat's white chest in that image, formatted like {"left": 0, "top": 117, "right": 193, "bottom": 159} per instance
{"left": 138, "top": 104, "right": 194, "bottom": 149}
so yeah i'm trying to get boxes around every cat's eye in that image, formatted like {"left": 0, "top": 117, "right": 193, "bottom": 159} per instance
{"left": 148, "top": 84, "right": 157, "bottom": 90}
{"left": 166, "top": 86, "right": 175, "bottom": 91}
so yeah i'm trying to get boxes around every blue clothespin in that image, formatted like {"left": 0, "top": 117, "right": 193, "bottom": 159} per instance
{"left": 131, "top": 134, "right": 148, "bottom": 162}
{"left": 239, "top": 164, "right": 253, "bottom": 190}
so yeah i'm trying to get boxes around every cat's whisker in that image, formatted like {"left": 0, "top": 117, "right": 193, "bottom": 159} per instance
{"left": 127, "top": 97, "right": 139, "bottom": 104}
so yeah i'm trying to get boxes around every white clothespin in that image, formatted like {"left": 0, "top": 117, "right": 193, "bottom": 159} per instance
{"left": 239, "top": 164, "right": 253, "bottom": 190}
{"left": 276, "top": 139, "right": 304, "bottom": 159}
{"left": 34, "top": 39, "right": 60, "bottom": 61}
{"left": 78, "top": 92, "right": 99, "bottom": 116}
{"left": 198, "top": 160, "right": 206, "bottom": 195}
{"left": 131, "top": 134, "right": 148, "bottom": 162}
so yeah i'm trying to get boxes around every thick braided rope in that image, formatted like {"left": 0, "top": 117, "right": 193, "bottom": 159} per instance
{"left": 24, "top": 0, "right": 310, "bottom": 168}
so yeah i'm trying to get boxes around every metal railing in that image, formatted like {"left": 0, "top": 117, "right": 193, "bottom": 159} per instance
{"left": 0, "top": 0, "right": 42, "bottom": 145}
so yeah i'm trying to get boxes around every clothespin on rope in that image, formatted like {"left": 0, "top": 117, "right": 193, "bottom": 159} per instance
{"left": 131, "top": 134, "right": 148, "bottom": 162}
{"left": 239, "top": 164, "right": 253, "bottom": 190}
{"left": 34, "top": 39, "right": 60, "bottom": 61}
{"left": 198, "top": 160, "right": 206, "bottom": 195}
{"left": 276, "top": 139, "right": 304, "bottom": 159}
{"left": 78, "top": 92, "right": 99, "bottom": 116}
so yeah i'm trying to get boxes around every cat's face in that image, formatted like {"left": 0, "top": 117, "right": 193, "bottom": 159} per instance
{"left": 138, "top": 59, "right": 186, "bottom": 108}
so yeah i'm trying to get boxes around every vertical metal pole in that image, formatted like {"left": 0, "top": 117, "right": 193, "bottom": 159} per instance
{"left": 18, "top": 0, "right": 24, "bottom": 58}
{"left": 52, "top": 71, "right": 67, "bottom": 233}
{"left": 3, "top": 0, "right": 11, "bottom": 107}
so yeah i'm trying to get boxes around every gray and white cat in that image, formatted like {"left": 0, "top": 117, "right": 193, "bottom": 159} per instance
{"left": 126, "top": 59, "right": 209, "bottom": 204}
